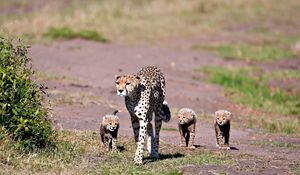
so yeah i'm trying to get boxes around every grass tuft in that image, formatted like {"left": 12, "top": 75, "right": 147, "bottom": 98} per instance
{"left": 161, "top": 127, "right": 178, "bottom": 131}
{"left": 44, "top": 27, "right": 109, "bottom": 43}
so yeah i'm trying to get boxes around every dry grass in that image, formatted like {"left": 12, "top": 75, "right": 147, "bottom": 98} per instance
{"left": 2, "top": 130, "right": 297, "bottom": 174}
{"left": 0, "top": 130, "right": 232, "bottom": 174}
{"left": 1, "top": 0, "right": 300, "bottom": 45}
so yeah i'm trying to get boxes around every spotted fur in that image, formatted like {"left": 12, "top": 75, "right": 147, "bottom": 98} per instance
{"left": 214, "top": 109, "right": 231, "bottom": 150}
{"left": 115, "top": 66, "right": 171, "bottom": 165}
{"left": 177, "top": 108, "right": 197, "bottom": 149}
{"left": 99, "top": 110, "right": 120, "bottom": 151}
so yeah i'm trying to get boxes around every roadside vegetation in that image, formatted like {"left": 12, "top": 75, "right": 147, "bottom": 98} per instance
{"left": 0, "top": 38, "right": 55, "bottom": 151}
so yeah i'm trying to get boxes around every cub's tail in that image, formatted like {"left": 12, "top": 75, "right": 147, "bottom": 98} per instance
{"left": 161, "top": 101, "right": 171, "bottom": 122}
{"left": 113, "top": 110, "right": 121, "bottom": 115}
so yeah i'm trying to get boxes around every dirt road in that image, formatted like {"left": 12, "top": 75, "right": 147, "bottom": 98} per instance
{"left": 29, "top": 39, "right": 300, "bottom": 174}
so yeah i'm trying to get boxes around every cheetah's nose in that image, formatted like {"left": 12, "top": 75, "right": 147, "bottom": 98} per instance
{"left": 118, "top": 89, "right": 124, "bottom": 93}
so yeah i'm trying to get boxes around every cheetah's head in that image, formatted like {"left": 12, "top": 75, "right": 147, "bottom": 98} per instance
{"left": 177, "top": 110, "right": 195, "bottom": 125}
{"left": 102, "top": 115, "right": 119, "bottom": 132}
{"left": 215, "top": 110, "right": 231, "bottom": 126}
{"left": 115, "top": 75, "right": 140, "bottom": 96}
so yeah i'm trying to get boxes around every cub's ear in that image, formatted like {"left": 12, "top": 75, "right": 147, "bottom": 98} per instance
{"left": 226, "top": 111, "right": 232, "bottom": 116}
{"left": 115, "top": 75, "right": 120, "bottom": 80}
{"left": 215, "top": 111, "right": 219, "bottom": 116}
{"left": 102, "top": 116, "right": 107, "bottom": 122}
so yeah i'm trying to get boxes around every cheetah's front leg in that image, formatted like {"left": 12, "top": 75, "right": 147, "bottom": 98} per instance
{"left": 214, "top": 123, "right": 222, "bottom": 148}
{"left": 187, "top": 124, "right": 196, "bottom": 149}
{"left": 134, "top": 119, "right": 148, "bottom": 165}
{"left": 223, "top": 133, "right": 230, "bottom": 150}
{"left": 178, "top": 124, "right": 186, "bottom": 147}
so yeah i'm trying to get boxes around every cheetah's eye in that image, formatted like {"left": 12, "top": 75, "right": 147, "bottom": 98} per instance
{"left": 126, "top": 82, "right": 131, "bottom": 85}
{"left": 109, "top": 122, "right": 112, "bottom": 125}
{"left": 116, "top": 82, "right": 119, "bottom": 85}
{"left": 217, "top": 117, "right": 219, "bottom": 120}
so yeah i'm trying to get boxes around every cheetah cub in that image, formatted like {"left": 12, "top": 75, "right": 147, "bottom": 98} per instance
{"left": 214, "top": 109, "right": 231, "bottom": 150}
{"left": 100, "top": 110, "right": 120, "bottom": 151}
{"left": 177, "top": 108, "right": 197, "bottom": 149}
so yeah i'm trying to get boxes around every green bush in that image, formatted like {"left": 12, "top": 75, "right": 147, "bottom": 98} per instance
{"left": 0, "top": 37, "right": 55, "bottom": 151}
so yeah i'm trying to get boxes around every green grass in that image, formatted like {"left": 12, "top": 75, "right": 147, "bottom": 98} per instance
{"left": 161, "top": 127, "right": 178, "bottom": 131}
{"left": 199, "top": 67, "right": 300, "bottom": 116}
{"left": 196, "top": 66, "right": 300, "bottom": 134}
{"left": 262, "top": 119, "right": 299, "bottom": 134}
{"left": 43, "top": 27, "right": 109, "bottom": 43}
{"left": 100, "top": 150, "right": 227, "bottom": 175}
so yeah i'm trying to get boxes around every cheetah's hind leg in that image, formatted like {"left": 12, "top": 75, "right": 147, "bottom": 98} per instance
{"left": 146, "top": 122, "right": 154, "bottom": 154}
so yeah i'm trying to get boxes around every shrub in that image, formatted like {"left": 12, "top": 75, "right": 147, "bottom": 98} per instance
{"left": 0, "top": 37, "right": 55, "bottom": 151}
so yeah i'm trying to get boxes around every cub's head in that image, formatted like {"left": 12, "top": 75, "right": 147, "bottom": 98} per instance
{"left": 177, "top": 108, "right": 196, "bottom": 125}
{"left": 215, "top": 110, "right": 231, "bottom": 126}
{"left": 115, "top": 75, "right": 140, "bottom": 96}
{"left": 102, "top": 115, "right": 119, "bottom": 132}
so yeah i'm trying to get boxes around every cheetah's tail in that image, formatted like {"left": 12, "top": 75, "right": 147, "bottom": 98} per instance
{"left": 161, "top": 101, "right": 171, "bottom": 122}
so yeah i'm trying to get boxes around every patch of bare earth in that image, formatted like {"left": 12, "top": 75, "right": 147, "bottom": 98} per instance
{"left": 30, "top": 39, "right": 300, "bottom": 174}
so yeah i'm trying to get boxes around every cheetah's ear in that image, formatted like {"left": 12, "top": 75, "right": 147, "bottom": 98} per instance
{"left": 115, "top": 75, "right": 120, "bottom": 80}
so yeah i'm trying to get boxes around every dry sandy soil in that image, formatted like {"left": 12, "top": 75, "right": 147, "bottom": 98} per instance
{"left": 29, "top": 39, "right": 300, "bottom": 174}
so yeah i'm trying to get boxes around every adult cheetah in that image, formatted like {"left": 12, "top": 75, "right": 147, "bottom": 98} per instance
{"left": 115, "top": 66, "right": 171, "bottom": 165}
